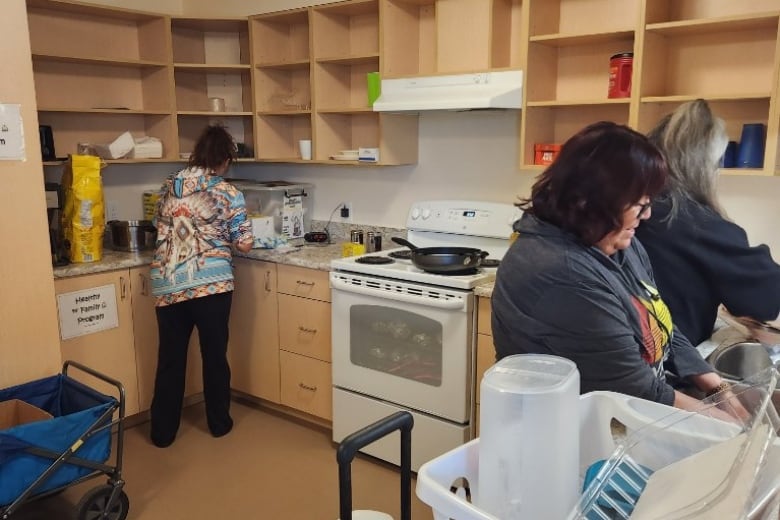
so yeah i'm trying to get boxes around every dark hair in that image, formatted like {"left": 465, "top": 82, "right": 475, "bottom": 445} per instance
{"left": 521, "top": 121, "right": 667, "bottom": 245}
{"left": 188, "top": 124, "right": 237, "bottom": 172}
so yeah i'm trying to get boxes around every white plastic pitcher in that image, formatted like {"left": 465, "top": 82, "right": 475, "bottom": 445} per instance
{"left": 477, "top": 354, "right": 580, "bottom": 519}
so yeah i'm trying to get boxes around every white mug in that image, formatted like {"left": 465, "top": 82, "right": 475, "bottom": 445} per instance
{"left": 298, "top": 139, "right": 312, "bottom": 160}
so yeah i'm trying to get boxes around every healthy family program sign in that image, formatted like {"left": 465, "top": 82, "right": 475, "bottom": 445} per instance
{"left": 57, "top": 284, "right": 119, "bottom": 340}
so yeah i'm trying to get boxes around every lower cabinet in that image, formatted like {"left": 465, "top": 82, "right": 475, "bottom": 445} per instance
{"left": 130, "top": 266, "right": 203, "bottom": 413}
{"left": 54, "top": 270, "right": 141, "bottom": 416}
{"left": 277, "top": 264, "right": 332, "bottom": 420}
{"left": 475, "top": 296, "right": 496, "bottom": 436}
{"left": 228, "top": 258, "right": 280, "bottom": 403}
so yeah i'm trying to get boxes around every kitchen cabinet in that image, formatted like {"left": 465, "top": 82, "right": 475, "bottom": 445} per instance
{"left": 276, "top": 265, "right": 332, "bottom": 420}
{"left": 54, "top": 270, "right": 141, "bottom": 416}
{"left": 26, "top": 0, "right": 177, "bottom": 163}
{"left": 475, "top": 296, "right": 496, "bottom": 437}
{"left": 520, "top": 0, "right": 780, "bottom": 176}
{"left": 172, "top": 17, "right": 255, "bottom": 158}
{"left": 380, "top": 0, "right": 524, "bottom": 77}
{"left": 130, "top": 266, "right": 203, "bottom": 413}
{"left": 228, "top": 258, "right": 280, "bottom": 403}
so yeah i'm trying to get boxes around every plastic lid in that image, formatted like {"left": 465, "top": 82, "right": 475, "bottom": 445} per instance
{"left": 482, "top": 354, "right": 579, "bottom": 393}
{"left": 610, "top": 52, "right": 634, "bottom": 59}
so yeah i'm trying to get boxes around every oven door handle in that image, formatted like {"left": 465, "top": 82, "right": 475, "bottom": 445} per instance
{"left": 331, "top": 276, "right": 467, "bottom": 311}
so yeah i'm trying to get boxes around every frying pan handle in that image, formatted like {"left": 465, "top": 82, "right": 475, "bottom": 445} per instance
{"left": 391, "top": 236, "right": 418, "bottom": 250}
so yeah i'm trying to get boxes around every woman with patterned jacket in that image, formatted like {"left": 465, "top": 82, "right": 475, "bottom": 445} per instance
{"left": 149, "top": 125, "right": 253, "bottom": 448}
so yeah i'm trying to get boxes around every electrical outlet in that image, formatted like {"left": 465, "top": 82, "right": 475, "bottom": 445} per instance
{"left": 106, "top": 200, "right": 120, "bottom": 222}
{"left": 340, "top": 201, "right": 353, "bottom": 222}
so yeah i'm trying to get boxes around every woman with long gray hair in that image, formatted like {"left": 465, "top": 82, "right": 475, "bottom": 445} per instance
{"left": 636, "top": 99, "right": 780, "bottom": 346}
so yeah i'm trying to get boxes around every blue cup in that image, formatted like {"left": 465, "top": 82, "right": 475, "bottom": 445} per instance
{"left": 720, "top": 141, "right": 738, "bottom": 168}
{"left": 737, "top": 123, "right": 765, "bottom": 168}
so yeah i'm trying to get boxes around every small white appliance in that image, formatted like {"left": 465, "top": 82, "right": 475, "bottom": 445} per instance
{"left": 330, "top": 200, "right": 521, "bottom": 470}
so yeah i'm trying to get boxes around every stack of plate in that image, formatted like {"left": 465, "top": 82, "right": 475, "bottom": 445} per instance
{"left": 330, "top": 149, "right": 359, "bottom": 161}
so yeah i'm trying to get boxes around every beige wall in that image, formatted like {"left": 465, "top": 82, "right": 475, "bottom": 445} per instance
{"left": 0, "top": 0, "right": 61, "bottom": 387}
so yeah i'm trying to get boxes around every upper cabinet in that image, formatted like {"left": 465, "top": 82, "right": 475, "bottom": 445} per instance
{"left": 381, "top": 0, "right": 525, "bottom": 77}
{"left": 171, "top": 17, "right": 255, "bottom": 160}
{"left": 519, "top": 0, "right": 780, "bottom": 176}
{"left": 26, "top": 0, "right": 177, "bottom": 163}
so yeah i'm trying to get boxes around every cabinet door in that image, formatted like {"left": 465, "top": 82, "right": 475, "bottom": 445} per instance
{"left": 54, "top": 270, "right": 140, "bottom": 416}
{"left": 278, "top": 294, "right": 332, "bottom": 362}
{"left": 228, "top": 258, "right": 280, "bottom": 403}
{"left": 130, "top": 266, "right": 204, "bottom": 413}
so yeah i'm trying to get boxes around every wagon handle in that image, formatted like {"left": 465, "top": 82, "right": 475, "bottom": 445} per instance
{"left": 337, "top": 411, "right": 414, "bottom": 520}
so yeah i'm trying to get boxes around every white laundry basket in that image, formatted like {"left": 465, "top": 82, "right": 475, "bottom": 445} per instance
{"left": 417, "top": 369, "right": 780, "bottom": 520}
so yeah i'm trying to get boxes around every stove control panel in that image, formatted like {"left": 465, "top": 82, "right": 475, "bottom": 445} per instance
{"left": 407, "top": 200, "right": 521, "bottom": 238}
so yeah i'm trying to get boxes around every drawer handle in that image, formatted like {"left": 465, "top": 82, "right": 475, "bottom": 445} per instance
{"left": 299, "top": 382, "right": 317, "bottom": 392}
{"left": 296, "top": 280, "right": 315, "bottom": 286}
{"left": 298, "top": 326, "right": 317, "bottom": 334}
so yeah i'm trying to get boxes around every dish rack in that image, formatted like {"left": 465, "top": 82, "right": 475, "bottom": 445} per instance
{"left": 417, "top": 368, "right": 780, "bottom": 520}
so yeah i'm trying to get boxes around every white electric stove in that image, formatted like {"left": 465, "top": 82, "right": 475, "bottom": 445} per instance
{"left": 330, "top": 200, "right": 521, "bottom": 470}
{"left": 330, "top": 200, "right": 522, "bottom": 289}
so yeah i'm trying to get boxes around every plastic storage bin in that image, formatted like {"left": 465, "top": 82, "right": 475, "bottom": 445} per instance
{"left": 417, "top": 369, "right": 780, "bottom": 520}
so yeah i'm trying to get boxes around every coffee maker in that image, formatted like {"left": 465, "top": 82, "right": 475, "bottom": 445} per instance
{"left": 45, "top": 182, "right": 68, "bottom": 266}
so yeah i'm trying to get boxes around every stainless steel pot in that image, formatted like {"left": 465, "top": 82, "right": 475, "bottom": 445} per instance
{"left": 707, "top": 342, "right": 773, "bottom": 381}
{"left": 107, "top": 220, "right": 157, "bottom": 252}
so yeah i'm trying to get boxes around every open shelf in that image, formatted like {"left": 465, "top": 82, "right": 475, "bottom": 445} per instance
{"left": 251, "top": 9, "right": 310, "bottom": 66}
{"left": 171, "top": 17, "right": 250, "bottom": 66}
{"left": 177, "top": 114, "right": 255, "bottom": 159}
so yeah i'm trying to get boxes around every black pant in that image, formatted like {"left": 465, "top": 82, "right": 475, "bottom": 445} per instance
{"left": 151, "top": 291, "right": 233, "bottom": 444}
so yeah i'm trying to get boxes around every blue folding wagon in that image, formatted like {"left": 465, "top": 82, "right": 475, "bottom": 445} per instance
{"left": 0, "top": 360, "right": 128, "bottom": 520}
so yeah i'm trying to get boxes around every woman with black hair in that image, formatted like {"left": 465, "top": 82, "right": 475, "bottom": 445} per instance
{"left": 149, "top": 125, "right": 254, "bottom": 448}
{"left": 492, "top": 121, "right": 734, "bottom": 413}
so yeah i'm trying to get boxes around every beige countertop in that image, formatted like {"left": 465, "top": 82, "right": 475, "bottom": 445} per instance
{"left": 53, "top": 242, "right": 496, "bottom": 296}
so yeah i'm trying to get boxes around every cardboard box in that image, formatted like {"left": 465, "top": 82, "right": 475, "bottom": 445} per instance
{"left": 0, "top": 399, "right": 53, "bottom": 430}
{"left": 534, "top": 143, "right": 561, "bottom": 165}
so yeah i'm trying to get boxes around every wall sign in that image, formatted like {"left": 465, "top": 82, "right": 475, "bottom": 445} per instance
{"left": 0, "top": 104, "right": 25, "bottom": 161}
{"left": 57, "top": 284, "right": 119, "bottom": 340}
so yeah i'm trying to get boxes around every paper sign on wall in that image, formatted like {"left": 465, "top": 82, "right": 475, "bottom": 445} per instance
{"left": 57, "top": 284, "right": 119, "bottom": 340}
{"left": 0, "top": 104, "right": 25, "bottom": 161}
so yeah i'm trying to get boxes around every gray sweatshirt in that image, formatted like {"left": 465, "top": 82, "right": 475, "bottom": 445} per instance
{"left": 491, "top": 213, "right": 713, "bottom": 406}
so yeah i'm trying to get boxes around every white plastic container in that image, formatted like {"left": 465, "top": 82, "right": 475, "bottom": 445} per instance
{"left": 477, "top": 354, "right": 580, "bottom": 520}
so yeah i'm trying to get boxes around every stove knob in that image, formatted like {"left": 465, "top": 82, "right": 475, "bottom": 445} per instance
{"left": 421, "top": 208, "right": 431, "bottom": 220}
{"left": 410, "top": 207, "right": 420, "bottom": 220}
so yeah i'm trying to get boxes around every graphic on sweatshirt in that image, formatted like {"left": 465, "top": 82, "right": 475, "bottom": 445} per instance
{"left": 630, "top": 281, "right": 673, "bottom": 365}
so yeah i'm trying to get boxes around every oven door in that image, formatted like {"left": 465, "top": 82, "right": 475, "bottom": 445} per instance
{"left": 330, "top": 271, "right": 474, "bottom": 423}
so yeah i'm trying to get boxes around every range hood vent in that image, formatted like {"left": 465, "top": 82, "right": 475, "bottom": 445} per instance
{"left": 372, "top": 70, "right": 523, "bottom": 112}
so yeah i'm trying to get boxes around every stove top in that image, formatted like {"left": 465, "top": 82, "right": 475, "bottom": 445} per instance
{"left": 330, "top": 200, "right": 521, "bottom": 290}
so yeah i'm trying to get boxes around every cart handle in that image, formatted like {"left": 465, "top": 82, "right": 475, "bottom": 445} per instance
{"left": 62, "top": 360, "right": 126, "bottom": 416}
{"left": 337, "top": 411, "right": 414, "bottom": 520}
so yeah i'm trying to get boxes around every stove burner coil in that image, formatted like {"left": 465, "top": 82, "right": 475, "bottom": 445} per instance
{"left": 388, "top": 250, "right": 412, "bottom": 260}
{"left": 355, "top": 256, "right": 394, "bottom": 265}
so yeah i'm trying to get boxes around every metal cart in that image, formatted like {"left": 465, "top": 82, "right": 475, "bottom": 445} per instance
{"left": 0, "top": 360, "right": 129, "bottom": 520}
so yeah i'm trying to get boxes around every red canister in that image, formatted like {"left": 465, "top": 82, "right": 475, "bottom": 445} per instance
{"left": 608, "top": 52, "right": 633, "bottom": 98}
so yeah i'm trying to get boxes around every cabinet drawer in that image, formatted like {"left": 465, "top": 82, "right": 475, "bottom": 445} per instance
{"left": 277, "top": 265, "right": 331, "bottom": 302}
{"left": 278, "top": 294, "right": 331, "bottom": 362}
{"left": 280, "top": 351, "right": 332, "bottom": 420}
{"left": 477, "top": 297, "right": 492, "bottom": 336}
{"left": 476, "top": 333, "right": 496, "bottom": 405}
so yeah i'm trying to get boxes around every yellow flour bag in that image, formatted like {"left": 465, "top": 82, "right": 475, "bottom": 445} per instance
{"left": 61, "top": 154, "right": 105, "bottom": 263}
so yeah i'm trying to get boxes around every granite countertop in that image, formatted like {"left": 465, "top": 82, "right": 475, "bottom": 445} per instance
{"left": 52, "top": 235, "right": 497, "bottom": 296}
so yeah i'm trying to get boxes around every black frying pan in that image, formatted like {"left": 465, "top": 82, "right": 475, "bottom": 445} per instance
{"left": 391, "top": 237, "right": 488, "bottom": 274}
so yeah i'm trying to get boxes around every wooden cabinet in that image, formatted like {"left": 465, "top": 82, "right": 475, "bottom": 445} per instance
{"left": 276, "top": 265, "right": 332, "bottom": 420}
{"left": 474, "top": 296, "right": 496, "bottom": 436}
{"left": 228, "top": 258, "right": 280, "bottom": 403}
{"left": 172, "top": 17, "right": 255, "bottom": 159}
{"left": 54, "top": 270, "right": 140, "bottom": 416}
{"left": 130, "top": 266, "right": 203, "bottom": 413}
{"left": 520, "top": 0, "right": 780, "bottom": 176}
{"left": 381, "top": 0, "right": 524, "bottom": 77}
{"left": 26, "top": 0, "right": 177, "bottom": 163}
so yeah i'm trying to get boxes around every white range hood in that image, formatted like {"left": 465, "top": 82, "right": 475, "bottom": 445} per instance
{"left": 372, "top": 70, "right": 523, "bottom": 112}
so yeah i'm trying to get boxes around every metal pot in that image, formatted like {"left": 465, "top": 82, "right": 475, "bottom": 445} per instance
{"left": 391, "top": 237, "right": 488, "bottom": 274}
{"left": 107, "top": 220, "right": 157, "bottom": 252}
{"left": 707, "top": 341, "right": 774, "bottom": 381}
